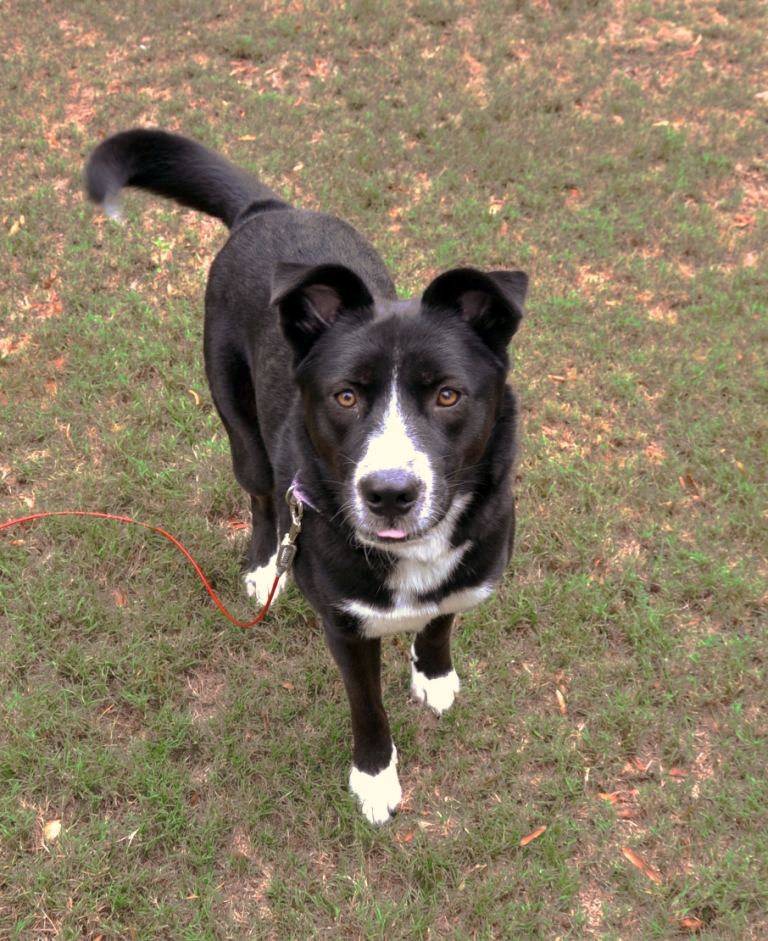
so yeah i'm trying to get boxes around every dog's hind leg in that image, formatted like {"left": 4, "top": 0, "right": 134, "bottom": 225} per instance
{"left": 410, "top": 614, "right": 460, "bottom": 715}
{"left": 206, "top": 339, "right": 286, "bottom": 605}
{"left": 243, "top": 491, "right": 289, "bottom": 605}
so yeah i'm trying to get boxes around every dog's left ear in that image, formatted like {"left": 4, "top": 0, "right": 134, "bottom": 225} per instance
{"left": 271, "top": 262, "right": 375, "bottom": 364}
{"left": 421, "top": 268, "right": 528, "bottom": 360}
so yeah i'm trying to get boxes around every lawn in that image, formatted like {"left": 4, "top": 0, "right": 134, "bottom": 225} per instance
{"left": 1, "top": 0, "right": 766, "bottom": 938}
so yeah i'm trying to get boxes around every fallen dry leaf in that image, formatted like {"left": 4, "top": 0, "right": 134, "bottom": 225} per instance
{"left": 622, "top": 847, "right": 662, "bottom": 883}
{"left": 677, "top": 917, "right": 705, "bottom": 931}
{"left": 621, "top": 756, "right": 647, "bottom": 774}
{"left": 112, "top": 588, "right": 128, "bottom": 607}
{"left": 599, "top": 789, "right": 638, "bottom": 804}
{"left": 617, "top": 808, "right": 643, "bottom": 820}
{"left": 43, "top": 819, "right": 62, "bottom": 842}
{"left": 281, "top": 682, "right": 295, "bottom": 691}
{"left": 520, "top": 825, "right": 547, "bottom": 846}
{"left": 669, "top": 767, "right": 689, "bottom": 778}
{"left": 555, "top": 689, "right": 567, "bottom": 715}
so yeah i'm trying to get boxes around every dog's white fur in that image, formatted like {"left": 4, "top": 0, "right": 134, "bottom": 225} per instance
{"left": 353, "top": 380, "right": 435, "bottom": 530}
{"left": 349, "top": 745, "right": 402, "bottom": 825}
{"left": 410, "top": 645, "right": 461, "bottom": 714}
{"left": 244, "top": 546, "right": 287, "bottom": 606}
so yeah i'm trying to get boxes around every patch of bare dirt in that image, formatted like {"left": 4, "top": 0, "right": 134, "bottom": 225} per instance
{"left": 186, "top": 668, "right": 226, "bottom": 724}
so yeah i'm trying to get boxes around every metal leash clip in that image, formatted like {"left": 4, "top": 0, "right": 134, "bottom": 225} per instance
{"left": 276, "top": 486, "right": 304, "bottom": 576}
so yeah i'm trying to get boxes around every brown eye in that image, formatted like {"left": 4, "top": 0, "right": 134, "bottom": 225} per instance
{"left": 336, "top": 389, "right": 357, "bottom": 408}
{"left": 437, "top": 388, "right": 460, "bottom": 407}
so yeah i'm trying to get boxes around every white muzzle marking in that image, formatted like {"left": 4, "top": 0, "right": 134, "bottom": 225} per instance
{"left": 353, "top": 380, "right": 434, "bottom": 535}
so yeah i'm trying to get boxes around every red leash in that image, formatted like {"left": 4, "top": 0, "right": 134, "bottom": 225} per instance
{"left": 0, "top": 510, "right": 279, "bottom": 628}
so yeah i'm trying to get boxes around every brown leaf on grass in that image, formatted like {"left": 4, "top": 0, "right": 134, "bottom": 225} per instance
{"left": 599, "top": 789, "right": 638, "bottom": 803}
{"left": 112, "top": 588, "right": 128, "bottom": 607}
{"left": 520, "top": 825, "right": 547, "bottom": 846}
{"left": 680, "top": 474, "right": 700, "bottom": 496}
{"left": 555, "top": 689, "right": 567, "bottom": 715}
{"left": 621, "top": 756, "right": 647, "bottom": 774}
{"left": 0, "top": 334, "right": 31, "bottom": 357}
{"left": 43, "top": 819, "right": 62, "bottom": 842}
{"left": 732, "top": 214, "right": 754, "bottom": 228}
{"left": 669, "top": 767, "right": 689, "bottom": 778}
{"left": 677, "top": 917, "right": 705, "bottom": 931}
{"left": 281, "top": 682, "right": 295, "bottom": 691}
{"left": 622, "top": 847, "right": 662, "bottom": 883}
{"left": 616, "top": 808, "right": 643, "bottom": 820}
{"left": 226, "top": 518, "right": 248, "bottom": 531}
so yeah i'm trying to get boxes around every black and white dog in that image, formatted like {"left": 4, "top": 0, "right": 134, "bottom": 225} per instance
{"left": 86, "top": 130, "right": 527, "bottom": 823}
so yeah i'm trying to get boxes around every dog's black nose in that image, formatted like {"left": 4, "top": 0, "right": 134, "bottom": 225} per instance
{"left": 359, "top": 471, "right": 421, "bottom": 517}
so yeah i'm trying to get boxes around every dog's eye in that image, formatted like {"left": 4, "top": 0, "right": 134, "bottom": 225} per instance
{"left": 335, "top": 390, "right": 357, "bottom": 408}
{"left": 437, "top": 388, "right": 460, "bottom": 407}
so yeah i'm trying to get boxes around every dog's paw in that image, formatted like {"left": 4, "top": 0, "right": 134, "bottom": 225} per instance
{"left": 410, "top": 649, "right": 460, "bottom": 715}
{"left": 349, "top": 746, "right": 402, "bottom": 825}
{"left": 244, "top": 551, "right": 286, "bottom": 607}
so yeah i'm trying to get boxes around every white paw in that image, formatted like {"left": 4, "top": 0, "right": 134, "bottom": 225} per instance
{"left": 410, "top": 647, "right": 460, "bottom": 715}
{"left": 244, "top": 549, "right": 286, "bottom": 607}
{"left": 349, "top": 746, "right": 402, "bottom": 825}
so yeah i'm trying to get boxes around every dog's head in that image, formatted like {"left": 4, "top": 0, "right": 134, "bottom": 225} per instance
{"left": 272, "top": 262, "right": 527, "bottom": 549}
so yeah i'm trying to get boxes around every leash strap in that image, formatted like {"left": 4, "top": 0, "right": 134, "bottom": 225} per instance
{"left": 0, "top": 509, "right": 280, "bottom": 629}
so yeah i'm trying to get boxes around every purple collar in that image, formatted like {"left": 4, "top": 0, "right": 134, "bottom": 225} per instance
{"left": 290, "top": 475, "right": 319, "bottom": 513}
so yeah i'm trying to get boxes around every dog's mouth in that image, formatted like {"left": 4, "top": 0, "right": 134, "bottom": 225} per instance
{"left": 376, "top": 528, "right": 408, "bottom": 540}
{"left": 355, "top": 522, "right": 428, "bottom": 548}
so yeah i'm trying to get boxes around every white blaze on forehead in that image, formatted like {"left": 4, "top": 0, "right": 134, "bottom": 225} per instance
{"left": 354, "top": 375, "right": 434, "bottom": 522}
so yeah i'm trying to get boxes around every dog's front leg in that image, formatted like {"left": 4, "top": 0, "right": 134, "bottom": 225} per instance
{"left": 410, "top": 613, "right": 460, "bottom": 715}
{"left": 323, "top": 623, "right": 402, "bottom": 824}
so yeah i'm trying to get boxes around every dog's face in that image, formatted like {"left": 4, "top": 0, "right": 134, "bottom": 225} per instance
{"left": 273, "top": 264, "right": 527, "bottom": 548}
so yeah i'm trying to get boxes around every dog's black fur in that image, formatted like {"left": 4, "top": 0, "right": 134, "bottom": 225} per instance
{"left": 86, "top": 129, "right": 527, "bottom": 823}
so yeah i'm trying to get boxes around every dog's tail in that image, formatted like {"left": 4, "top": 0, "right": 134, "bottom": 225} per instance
{"left": 85, "top": 128, "right": 289, "bottom": 229}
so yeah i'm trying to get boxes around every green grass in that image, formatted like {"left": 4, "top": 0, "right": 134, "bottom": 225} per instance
{"left": 1, "top": 0, "right": 767, "bottom": 938}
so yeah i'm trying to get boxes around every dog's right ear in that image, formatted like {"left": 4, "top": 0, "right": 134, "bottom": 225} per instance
{"left": 271, "top": 262, "right": 375, "bottom": 364}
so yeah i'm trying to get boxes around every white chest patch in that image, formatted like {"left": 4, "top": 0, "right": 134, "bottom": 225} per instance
{"left": 341, "top": 496, "right": 496, "bottom": 638}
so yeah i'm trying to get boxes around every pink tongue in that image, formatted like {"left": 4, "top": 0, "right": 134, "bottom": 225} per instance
{"left": 378, "top": 529, "right": 407, "bottom": 539}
